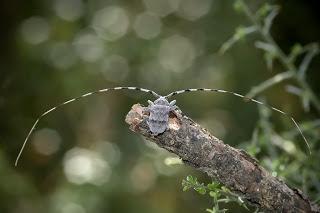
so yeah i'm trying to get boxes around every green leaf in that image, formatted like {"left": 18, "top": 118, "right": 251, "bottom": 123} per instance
{"left": 219, "top": 26, "right": 256, "bottom": 54}
{"left": 195, "top": 186, "right": 206, "bottom": 195}
{"left": 302, "top": 92, "right": 311, "bottom": 112}
{"left": 183, "top": 185, "right": 190, "bottom": 192}
{"left": 209, "top": 191, "right": 218, "bottom": 198}
{"left": 290, "top": 43, "right": 303, "bottom": 56}
{"left": 234, "top": 26, "right": 246, "bottom": 40}
{"left": 206, "top": 208, "right": 215, "bottom": 213}
{"left": 221, "top": 186, "right": 230, "bottom": 193}
{"left": 288, "top": 43, "right": 303, "bottom": 63}
{"left": 262, "top": 6, "right": 280, "bottom": 34}
{"left": 233, "top": 0, "right": 245, "bottom": 12}
{"left": 207, "top": 182, "right": 219, "bottom": 190}
{"left": 256, "top": 3, "right": 273, "bottom": 18}
{"left": 264, "top": 52, "right": 275, "bottom": 70}
{"left": 182, "top": 178, "right": 192, "bottom": 191}
{"left": 255, "top": 41, "right": 277, "bottom": 55}
{"left": 186, "top": 175, "right": 196, "bottom": 184}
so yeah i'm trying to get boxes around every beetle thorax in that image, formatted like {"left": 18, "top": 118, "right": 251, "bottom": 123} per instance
{"left": 154, "top": 97, "right": 170, "bottom": 106}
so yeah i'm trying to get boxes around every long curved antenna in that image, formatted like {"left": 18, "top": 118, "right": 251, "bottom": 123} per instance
{"left": 165, "top": 88, "right": 311, "bottom": 155}
{"left": 15, "top": 87, "right": 160, "bottom": 166}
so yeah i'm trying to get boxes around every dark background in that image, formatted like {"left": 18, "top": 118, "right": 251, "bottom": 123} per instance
{"left": 0, "top": 0, "right": 319, "bottom": 212}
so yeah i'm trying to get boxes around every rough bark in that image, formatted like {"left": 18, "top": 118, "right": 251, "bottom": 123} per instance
{"left": 125, "top": 104, "right": 320, "bottom": 213}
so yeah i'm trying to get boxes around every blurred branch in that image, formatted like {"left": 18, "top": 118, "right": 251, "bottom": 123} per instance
{"left": 246, "top": 70, "right": 294, "bottom": 98}
{"left": 125, "top": 104, "right": 320, "bottom": 212}
{"left": 262, "top": 5, "right": 280, "bottom": 34}
{"left": 234, "top": 0, "right": 320, "bottom": 112}
{"left": 297, "top": 44, "right": 319, "bottom": 79}
{"left": 282, "top": 119, "right": 320, "bottom": 139}
{"left": 219, "top": 26, "right": 257, "bottom": 54}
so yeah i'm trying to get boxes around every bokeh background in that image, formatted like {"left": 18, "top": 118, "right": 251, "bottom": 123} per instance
{"left": 1, "top": 0, "right": 319, "bottom": 212}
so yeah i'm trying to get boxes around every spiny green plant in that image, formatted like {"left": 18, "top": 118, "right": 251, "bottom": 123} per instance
{"left": 182, "top": 175, "right": 251, "bottom": 213}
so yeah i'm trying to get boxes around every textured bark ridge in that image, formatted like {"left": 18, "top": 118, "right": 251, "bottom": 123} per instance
{"left": 125, "top": 104, "right": 320, "bottom": 213}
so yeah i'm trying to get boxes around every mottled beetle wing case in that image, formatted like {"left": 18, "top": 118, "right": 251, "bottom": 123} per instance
{"left": 147, "top": 104, "right": 171, "bottom": 135}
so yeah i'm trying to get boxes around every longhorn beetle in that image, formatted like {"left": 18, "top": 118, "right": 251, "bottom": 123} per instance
{"left": 15, "top": 86, "right": 311, "bottom": 166}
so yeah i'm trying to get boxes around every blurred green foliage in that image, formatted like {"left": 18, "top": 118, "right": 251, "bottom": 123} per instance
{"left": 182, "top": 175, "right": 249, "bottom": 212}
{"left": 0, "top": 0, "right": 319, "bottom": 212}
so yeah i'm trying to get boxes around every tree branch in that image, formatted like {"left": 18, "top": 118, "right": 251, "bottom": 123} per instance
{"left": 125, "top": 104, "right": 320, "bottom": 212}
